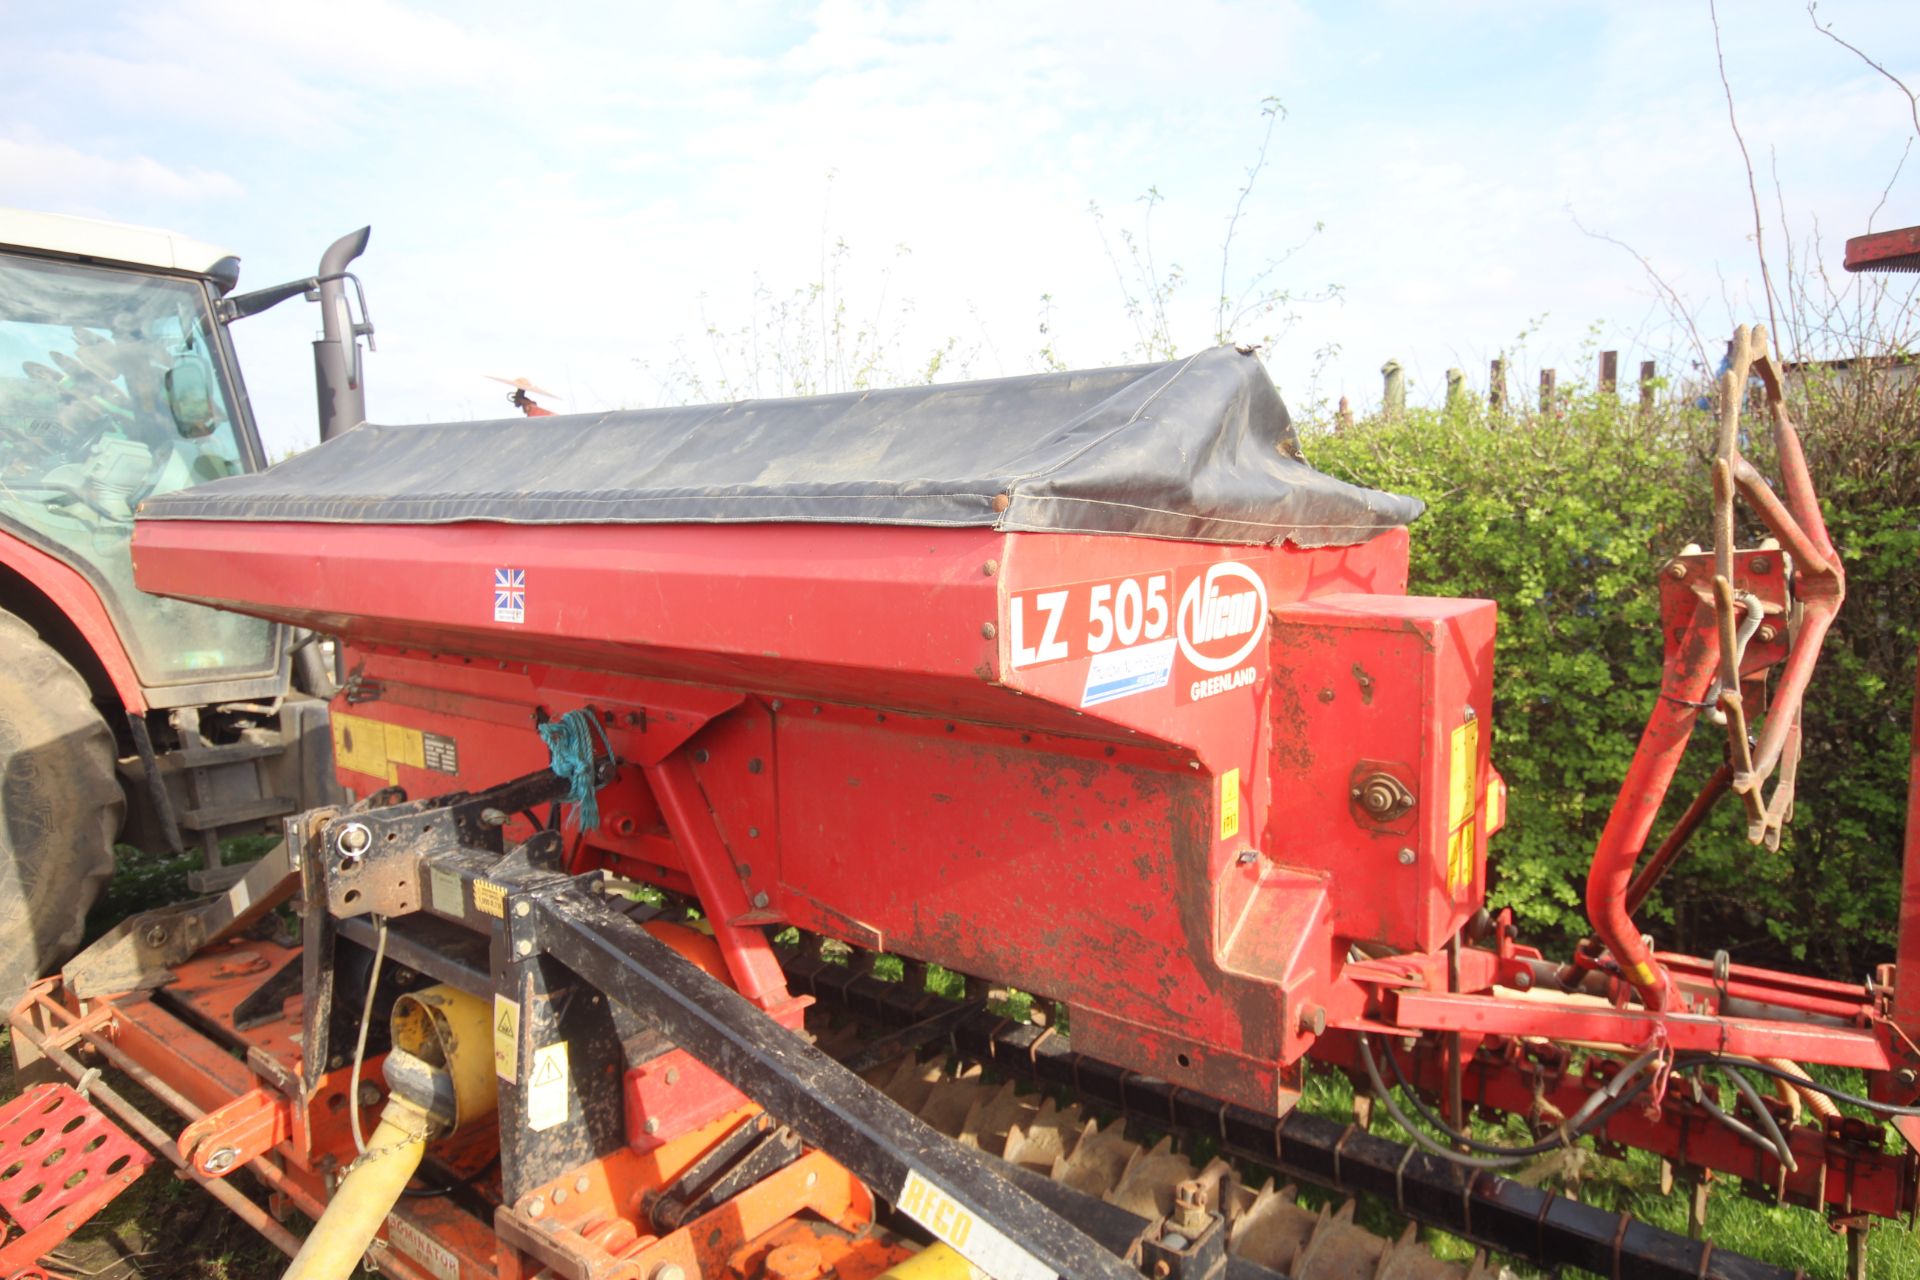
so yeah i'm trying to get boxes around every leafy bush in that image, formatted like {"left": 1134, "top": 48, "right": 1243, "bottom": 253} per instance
{"left": 1306, "top": 366, "right": 1919, "bottom": 979}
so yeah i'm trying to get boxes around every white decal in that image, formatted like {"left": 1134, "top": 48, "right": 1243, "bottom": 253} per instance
{"left": 1010, "top": 590, "right": 1070, "bottom": 667}
{"left": 388, "top": 1215, "right": 461, "bottom": 1280}
{"left": 1188, "top": 666, "right": 1259, "bottom": 702}
{"left": 1176, "top": 562, "right": 1268, "bottom": 673}
{"left": 896, "top": 1168, "right": 1056, "bottom": 1280}
{"left": 493, "top": 568, "right": 526, "bottom": 625}
{"left": 526, "top": 1041, "right": 569, "bottom": 1131}
{"left": 1082, "top": 638, "right": 1176, "bottom": 707}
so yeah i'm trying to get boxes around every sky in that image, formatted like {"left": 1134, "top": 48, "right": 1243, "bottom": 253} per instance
{"left": 4, "top": 0, "right": 1918, "bottom": 457}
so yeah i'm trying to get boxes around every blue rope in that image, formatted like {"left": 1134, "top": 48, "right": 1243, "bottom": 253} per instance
{"left": 538, "top": 708, "right": 613, "bottom": 831}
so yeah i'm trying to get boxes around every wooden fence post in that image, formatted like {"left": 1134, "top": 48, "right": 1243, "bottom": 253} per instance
{"left": 1540, "top": 368, "right": 1557, "bottom": 414}
{"left": 1640, "top": 360, "right": 1657, "bottom": 412}
{"left": 1445, "top": 368, "right": 1466, "bottom": 412}
{"left": 1382, "top": 360, "right": 1405, "bottom": 418}
{"left": 1600, "top": 350, "right": 1619, "bottom": 396}
{"left": 1489, "top": 358, "right": 1506, "bottom": 411}
{"left": 1336, "top": 395, "right": 1353, "bottom": 429}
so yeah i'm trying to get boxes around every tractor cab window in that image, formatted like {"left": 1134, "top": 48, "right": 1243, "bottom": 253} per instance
{"left": 0, "top": 250, "right": 276, "bottom": 688}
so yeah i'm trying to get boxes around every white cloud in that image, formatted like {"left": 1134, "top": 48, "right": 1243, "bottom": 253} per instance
{"left": 0, "top": 136, "right": 244, "bottom": 210}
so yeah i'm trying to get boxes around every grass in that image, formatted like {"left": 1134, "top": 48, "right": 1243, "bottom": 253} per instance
{"left": 1291, "top": 1061, "right": 1920, "bottom": 1279}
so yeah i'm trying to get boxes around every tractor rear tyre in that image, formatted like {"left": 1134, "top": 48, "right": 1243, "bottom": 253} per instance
{"left": 0, "top": 610, "right": 121, "bottom": 1010}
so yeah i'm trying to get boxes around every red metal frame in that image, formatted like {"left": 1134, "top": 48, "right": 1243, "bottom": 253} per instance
{"left": 0, "top": 1084, "right": 151, "bottom": 1275}
{"left": 0, "top": 534, "right": 145, "bottom": 713}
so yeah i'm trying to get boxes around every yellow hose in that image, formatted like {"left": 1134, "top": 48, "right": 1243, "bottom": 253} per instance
{"left": 278, "top": 1095, "right": 432, "bottom": 1280}
{"left": 877, "top": 1243, "right": 987, "bottom": 1279}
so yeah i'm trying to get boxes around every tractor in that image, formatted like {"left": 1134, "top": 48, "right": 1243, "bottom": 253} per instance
{"left": 0, "top": 209, "right": 371, "bottom": 1002}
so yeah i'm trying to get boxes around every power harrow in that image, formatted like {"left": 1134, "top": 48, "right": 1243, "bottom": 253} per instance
{"left": 6, "top": 322, "right": 1919, "bottom": 1280}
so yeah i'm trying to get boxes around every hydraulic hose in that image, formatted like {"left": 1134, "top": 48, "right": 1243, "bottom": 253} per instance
{"left": 1357, "top": 1035, "right": 1659, "bottom": 1168}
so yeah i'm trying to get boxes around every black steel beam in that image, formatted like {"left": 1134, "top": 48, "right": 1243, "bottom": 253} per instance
{"left": 524, "top": 885, "right": 1142, "bottom": 1280}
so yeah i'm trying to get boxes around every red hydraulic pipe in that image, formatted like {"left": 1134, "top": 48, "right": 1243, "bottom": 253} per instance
{"left": 1894, "top": 655, "right": 1920, "bottom": 1041}
{"left": 1588, "top": 597, "right": 1719, "bottom": 1012}
{"left": 1624, "top": 763, "right": 1732, "bottom": 917}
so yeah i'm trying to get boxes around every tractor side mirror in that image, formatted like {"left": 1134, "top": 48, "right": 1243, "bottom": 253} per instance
{"left": 165, "top": 358, "right": 217, "bottom": 438}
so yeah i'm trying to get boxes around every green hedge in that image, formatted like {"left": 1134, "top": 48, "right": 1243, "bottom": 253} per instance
{"left": 1305, "top": 373, "right": 1920, "bottom": 980}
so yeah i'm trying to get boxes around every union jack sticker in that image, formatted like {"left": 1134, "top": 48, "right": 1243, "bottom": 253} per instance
{"left": 493, "top": 568, "right": 525, "bottom": 624}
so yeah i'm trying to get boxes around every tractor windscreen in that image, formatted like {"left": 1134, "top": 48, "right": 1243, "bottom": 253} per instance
{"left": 0, "top": 250, "right": 277, "bottom": 687}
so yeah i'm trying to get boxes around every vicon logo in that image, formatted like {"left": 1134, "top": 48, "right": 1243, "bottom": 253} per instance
{"left": 1177, "top": 562, "right": 1268, "bottom": 672}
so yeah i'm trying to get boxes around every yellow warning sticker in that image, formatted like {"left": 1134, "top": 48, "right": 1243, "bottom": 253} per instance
{"left": 473, "top": 880, "right": 506, "bottom": 919}
{"left": 331, "top": 712, "right": 425, "bottom": 785}
{"left": 493, "top": 995, "right": 519, "bottom": 1081}
{"left": 1220, "top": 767, "right": 1241, "bottom": 841}
{"left": 1447, "top": 822, "right": 1474, "bottom": 895}
{"left": 527, "top": 1042, "right": 569, "bottom": 1132}
{"left": 1448, "top": 717, "right": 1479, "bottom": 831}
{"left": 1446, "top": 716, "right": 1480, "bottom": 894}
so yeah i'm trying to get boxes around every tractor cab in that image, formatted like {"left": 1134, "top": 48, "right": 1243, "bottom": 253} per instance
{"left": 0, "top": 209, "right": 368, "bottom": 1003}
{"left": 0, "top": 219, "right": 282, "bottom": 698}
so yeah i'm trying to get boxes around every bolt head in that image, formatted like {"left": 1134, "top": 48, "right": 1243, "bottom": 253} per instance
{"left": 1512, "top": 969, "right": 1534, "bottom": 991}
{"left": 643, "top": 1117, "right": 660, "bottom": 1135}
{"left": 1757, "top": 625, "right": 1778, "bottom": 643}
{"left": 575, "top": 1175, "right": 591, "bottom": 1193}
{"left": 1750, "top": 556, "right": 1772, "bottom": 573}
{"left": 981, "top": 621, "right": 998, "bottom": 639}
{"left": 1237, "top": 849, "right": 1258, "bottom": 865}
{"left": 1667, "top": 562, "right": 1688, "bottom": 579}
{"left": 651, "top": 1266, "right": 687, "bottom": 1280}
{"left": 142, "top": 924, "right": 170, "bottom": 948}
{"left": 1397, "top": 847, "right": 1417, "bottom": 866}
{"left": 553, "top": 1187, "right": 567, "bottom": 1205}
{"left": 526, "top": 1197, "right": 545, "bottom": 1218}
{"left": 516, "top": 939, "right": 533, "bottom": 956}
{"left": 982, "top": 559, "right": 999, "bottom": 576}
{"left": 752, "top": 891, "right": 771, "bottom": 909}
{"left": 205, "top": 1147, "right": 238, "bottom": 1173}
{"left": 358, "top": 1082, "right": 383, "bottom": 1107}
{"left": 1899, "top": 1068, "right": 1917, "bottom": 1088}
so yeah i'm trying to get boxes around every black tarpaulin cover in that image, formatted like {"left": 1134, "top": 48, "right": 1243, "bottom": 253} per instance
{"left": 140, "top": 346, "right": 1422, "bottom": 547}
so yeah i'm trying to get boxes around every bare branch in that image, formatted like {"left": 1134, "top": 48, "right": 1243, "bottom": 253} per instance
{"left": 1570, "top": 210, "right": 1713, "bottom": 376}
{"left": 1807, "top": 0, "right": 1920, "bottom": 140}
{"left": 1708, "top": 0, "right": 1781, "bottom": 345}
{"left": 1869, "top": 136, "right": 1914, "bottom": 233}
{"left": 1216, "top": 96, "right": 1286, "bottom": 343}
